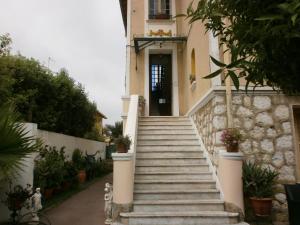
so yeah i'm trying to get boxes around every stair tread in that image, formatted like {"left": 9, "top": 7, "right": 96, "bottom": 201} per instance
{"left": 136, "top": 163, "right": 208, "bottom": 167}
{"left": 133, "top": 199, "right": 224, "bottom": 205}
{"left": 134, "top": 189, "right": 219, "bottom": 193}
{"left": 134, "top": 179, "right": 215, "bottom": 184}
{"left": 135, "top": 171, "right": 210, "bottom": 175}
{"left": 121, "top": 211, "right": 239, "bottom": 217}
{"left": 137, "top": 150, "right": 202, "bottom": 152}
{"left": 136, "top": 157, "right": 205, "bottom": 160}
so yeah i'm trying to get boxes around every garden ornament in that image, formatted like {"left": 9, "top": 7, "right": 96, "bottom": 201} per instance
{"left": 31, "top": 188, "right": 42, "bottom": 222}
{"left": 104, "top": 183, "right": 113, "bottom": 224}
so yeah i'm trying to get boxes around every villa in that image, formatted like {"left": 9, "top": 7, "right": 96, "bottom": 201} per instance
{"left": 111, "top": 0, "right": 300, "bottom": 224}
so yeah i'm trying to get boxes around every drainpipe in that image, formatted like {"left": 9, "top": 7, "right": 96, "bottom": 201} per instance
{"left": 222, "top": 19, "right": 233, "bottom": 129}
{"left": 225, "top": 67, "right": 233, "bottom": 128}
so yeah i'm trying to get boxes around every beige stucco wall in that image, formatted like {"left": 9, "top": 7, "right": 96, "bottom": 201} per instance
{"left": 176, "top": 1, "right": 212, "bottom": 115}
{"left": 113, "top": 159, "right": 134, "bottom": 204}
{"left": 129, "top": 0, "right": 145, "bottom": 96}
{"left": 125, "top": 0, "right": 213, "bottom": 116}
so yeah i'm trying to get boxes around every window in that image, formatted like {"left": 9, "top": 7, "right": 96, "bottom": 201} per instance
{"left": 190, "top": 49, "right": 196, "bottom": 84}
{"left": 149, "top": 0, "right": 171, "bottom": 20}
{"left": 151, "top": 64, "right": 166, "bottom": 91}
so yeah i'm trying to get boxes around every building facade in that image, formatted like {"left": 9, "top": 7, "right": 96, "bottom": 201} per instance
{"left": 117, "top": 1, "right": 300, "bottom": 224}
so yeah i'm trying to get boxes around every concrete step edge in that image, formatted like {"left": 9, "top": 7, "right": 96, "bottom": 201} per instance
{"left": 134, "top": 189, "right": 219, "bottom": 194}
{"left": 135, "top": 171, "right": 210, "bottom": 175}
{"left": 133, "top": 200, "right": 224, "bottom": 205}
{"left": 134, "top": 179, "right": 215, "bottom": 184}
{"left": 136, "top": 150, "right": 203, "bottom": 153}
{"left": 135, "top": 164, "right": 209, "bottom": 167}
{"left": 136, "top": 156, "right": 206, "bottom": 159}
{"left": 120, "top": 211, "right": 239, "bottom": 218}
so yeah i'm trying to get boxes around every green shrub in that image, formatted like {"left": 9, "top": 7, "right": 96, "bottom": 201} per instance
{"left": 72, "top": 149, "right": 86, "bottom": 171}
{"left": 34, "top": 146, "right": 65, "bottom": 189}
{"left": 243, "top": 162, "right": 279, "bottom": 198}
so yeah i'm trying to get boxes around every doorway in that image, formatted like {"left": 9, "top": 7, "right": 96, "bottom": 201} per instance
{"left": 293, "top": 108, "right": 300, "bottom": 181}
{"left": 149, "top": 54, "right": 172, "bottom": 116}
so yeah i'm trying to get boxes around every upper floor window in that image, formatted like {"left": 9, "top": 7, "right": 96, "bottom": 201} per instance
{"left": 149, "top": 0, "right": 171, "bottom": 20}
{"left": 190, "top": 49, "right": 196, "bottom": 84}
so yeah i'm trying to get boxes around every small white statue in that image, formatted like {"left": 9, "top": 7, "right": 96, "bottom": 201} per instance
{"left": 31, "top": 188, "right": 42, "bottom": 222}
{"left": 104, "top": 183, "right": 113, "bottom": 224}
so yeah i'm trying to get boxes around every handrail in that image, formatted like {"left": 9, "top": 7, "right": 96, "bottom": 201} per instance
{"left": 124, "top": 95, "right": 139, "bottom": 155}
{"left": 112, "top": 95, "right": 140, "bottom": 206}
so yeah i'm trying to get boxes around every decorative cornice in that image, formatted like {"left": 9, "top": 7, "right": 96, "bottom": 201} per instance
{"left": 112, "top": 152, "right": 133, "bottom": 161}
{"left": 149, "top": 29, "right": 172, "bottom": 37}
{"left": 219, "top": 150, "right": 244, "bottom": 160}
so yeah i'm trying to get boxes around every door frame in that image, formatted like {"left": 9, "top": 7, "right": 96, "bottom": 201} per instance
{"left": 144, "top": 44, "right": 179, "bottom": 116}
{"left": 292, "top": 105, "right": 300, "bottom": 182}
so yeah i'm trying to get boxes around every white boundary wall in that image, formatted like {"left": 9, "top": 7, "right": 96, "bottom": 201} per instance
{"left": 37, "top": 129, "right": 106, "bottom": 160}
{"left": 0, "top": 123, "right": 106, "bottom": 222}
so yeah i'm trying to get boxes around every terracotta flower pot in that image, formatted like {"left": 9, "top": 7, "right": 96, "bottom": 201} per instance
{"left": 226, "top": 143, "right": 239, "bottom": 152}
{"left": 117, "top": 143, "right": 127, "bottom": 153}
{"left": 77, "top": 170, "right": 86, "bottom": 184}
{"left": 54, "top": 186, "right": 62, "bottom": 195}
{"left": 44, "top": 188, "right": 54, "bottom": 200}
{"left": 12, "top": 199, "right": 23, "bottom": 210}
{"left": 250, "top": 197, "right": 273, "bottom": 216}
{"left": 62, "top": 181, "right": 71, "bottom": 191}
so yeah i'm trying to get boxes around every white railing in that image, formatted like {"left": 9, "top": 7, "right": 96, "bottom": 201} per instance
{"left": 112, "top": 95, "right": 140, "bottom": 206}
{"left": 124, "top": 95, "right": 139, "bottom": 155}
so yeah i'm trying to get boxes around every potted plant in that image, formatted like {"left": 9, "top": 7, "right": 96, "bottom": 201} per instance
{"left": 3, "top": 183, "right": 32, "bottom": 223}
{"left": 72, "top": 148, "right": 87, "bottom": 184}
{"left": 34, "top": 145, "right": 65, "bottom": 199}
{"left": 114, "top": 135, "right": 131, "bottom": 153}
{"left": 243, "top": 162, "right": 279, "bottom": 216}
{"left": 62, "top": 161, "right": 78, "bottom": 190}
{"left": 221, "top": 128, "right": 242, "bottom": 152}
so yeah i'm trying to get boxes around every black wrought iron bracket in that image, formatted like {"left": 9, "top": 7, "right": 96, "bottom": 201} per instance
{"left": 133, "top": 36, "right": 187, "bottom": 54}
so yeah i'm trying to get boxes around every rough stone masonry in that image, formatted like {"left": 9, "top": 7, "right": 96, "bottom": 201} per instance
{"left": 192, "top": 92, "right": 300, "bottom": 225}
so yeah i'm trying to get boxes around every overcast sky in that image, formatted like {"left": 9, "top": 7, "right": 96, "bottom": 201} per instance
{"left": 0, "top": 0, "right": 126, "bottom": 125}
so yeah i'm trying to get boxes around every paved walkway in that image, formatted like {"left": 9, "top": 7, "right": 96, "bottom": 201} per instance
{"left": 46, "top": 173, "right": 112, "bottom": 225}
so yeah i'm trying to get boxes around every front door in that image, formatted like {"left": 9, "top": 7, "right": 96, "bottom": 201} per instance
{"left": 149, "top": 54, "right": 172, "bottom": 116}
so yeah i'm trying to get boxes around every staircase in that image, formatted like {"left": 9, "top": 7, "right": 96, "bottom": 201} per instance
{"left": 120, "top": 117, "right": 239, "bottom": 225}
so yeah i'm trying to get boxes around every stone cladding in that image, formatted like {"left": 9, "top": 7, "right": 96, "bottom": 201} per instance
{"left": 191, "top": 92, "right": 300, "bottom": 225}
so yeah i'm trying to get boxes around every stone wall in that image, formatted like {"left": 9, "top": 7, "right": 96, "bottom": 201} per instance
{"left": 191, "top": 91, "right": 300, "bottom": 225}
{"left": 191, "top": 95, "right": 227, "bottom": 166}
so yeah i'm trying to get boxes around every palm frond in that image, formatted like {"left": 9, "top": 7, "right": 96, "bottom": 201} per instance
{"left": 0, "top": 104, "right": 41, "bottom": 180}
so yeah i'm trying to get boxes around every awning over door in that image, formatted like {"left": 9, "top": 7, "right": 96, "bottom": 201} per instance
{"left": 133, "top": 36, "right": 187, "bottom": 54}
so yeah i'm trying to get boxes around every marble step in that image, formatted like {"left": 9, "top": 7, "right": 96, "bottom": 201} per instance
{"left": 138, "top": 129, "right": 196, "bottom": 135}
{"left": 137, "top": 145, "right": 201, "bottom": 151}
{"left": 120, "top": 211, "right": 239, "bottom": 225}
{"left": 138, "top": 125, "right": 193, "bottom": 130}
{"left": 138, "top": 134, "right": 197, "bottom": 140}
{"left": 135, "top": 164, "right": 210, "bottom": 173}
{"left": 134, "top": 189, "right": 220, "bottom": 200}
{"left": 136, "top": 151, "right": 203, "bottom": 158}
{"left": 135, "top": 171, "right": 212, "bottom": 180}
{"left": 134, "top": 179, "right": 216, "bottom": 190}
{"left": 136, "top": 157, "right": 207, "bottom": 166}
{"left": 138, "top": 139, "right": 200, "bottom": 146}
{"left": 139, "top": 117, "right": 189, "bottom": 122}
{"left": 139, "top": 121, "right": 191, "bottom": 126}
{"left": 133, "top": 199, "right": 225, "bottom": 212}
